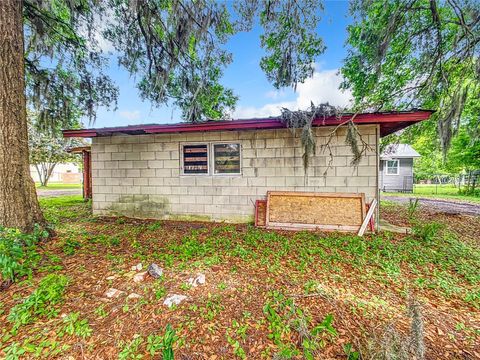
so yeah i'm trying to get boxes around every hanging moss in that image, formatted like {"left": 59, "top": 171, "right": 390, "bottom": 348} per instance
{"left": 280, "top": 103, "right": 370, "bottom": 170}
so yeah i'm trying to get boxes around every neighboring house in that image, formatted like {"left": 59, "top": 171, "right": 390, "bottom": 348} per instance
{"left": 63, "top": 110, "right": 432, "bottom": 222}
{"left": 379, "top": 144, "right": 421, "bottom": 192}
{"left": 30, "top": 163, "right": 82, "bottom": 184}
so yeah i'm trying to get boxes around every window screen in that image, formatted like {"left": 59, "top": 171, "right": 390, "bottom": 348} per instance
{"left": 213, "top": 143, "right": 240, "bottom": 174}
{"left": 183, "top": 144, "right": 208, "bottom": 174}
{"left": 386, "top": 160, "right": 399, "bottom": 175}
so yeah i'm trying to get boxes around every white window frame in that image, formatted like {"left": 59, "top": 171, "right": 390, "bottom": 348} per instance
{"left": 180, "top": 141, "right": 242, "bottom": 176}
{"left": 385, "top": 159, "right": 399, "bottom": 176}
{"left": 211, "top": 141, "right": 242, "bottom": 176}
{"left": 180, "top": 143, "right": 210, "bottom": 176}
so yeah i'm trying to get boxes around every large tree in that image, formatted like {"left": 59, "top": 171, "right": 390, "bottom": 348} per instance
{"left": 341, "top": 0, "right": 480, "bottom": 156}
{"left": 1, "top": 0, "right": 117, "bottom": 232}
{"left": 0, "top": 1, "right": 45, "bottom": 232}
{"left": 0, "top": 0, "right": 325, "bottom": 232}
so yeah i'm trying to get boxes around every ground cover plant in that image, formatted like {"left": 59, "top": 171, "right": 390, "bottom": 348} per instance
{"left": 0, "top": 196, "right": 479, "bottom": 358}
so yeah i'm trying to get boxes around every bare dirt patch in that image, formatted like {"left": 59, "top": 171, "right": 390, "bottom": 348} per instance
{"left": 383, "top": 195, "right": 480, "bottom": 216}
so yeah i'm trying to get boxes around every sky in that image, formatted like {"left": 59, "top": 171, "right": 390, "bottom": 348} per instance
{"left": 92, "top": 1, "right": 353, "bottom": 128}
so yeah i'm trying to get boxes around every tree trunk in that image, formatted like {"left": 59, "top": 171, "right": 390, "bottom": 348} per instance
{"left": 44, "top": 163, "right": 57, "bottom": 187}
{"left": 0, "top": 0, "right": 45, "bottom": 232}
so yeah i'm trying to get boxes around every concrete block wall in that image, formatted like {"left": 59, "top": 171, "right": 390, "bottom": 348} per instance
{"left": 91, "top": 124, "right": 379, "bottom": 222}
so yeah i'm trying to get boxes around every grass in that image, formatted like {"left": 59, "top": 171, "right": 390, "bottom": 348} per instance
{"left": 0, "top": 196, "right": 479, "bottom": 358}
{"left": 383, "top": 184, "right": 480, "bottom": 203}
{"left": 35, "top": 183, "right": 82, "bottom": 190}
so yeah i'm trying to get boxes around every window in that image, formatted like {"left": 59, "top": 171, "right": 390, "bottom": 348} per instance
{"left": 213, "top": 143, "right": 241, "bottom": 174}
{"left": 386, "top": 160, "right": 399, "bottom": 175}
{"left": 181, "top": 143, "right": 241, "bottom": 175}
{"left": 182, "top": 144, "right": 209, "bottom": 174}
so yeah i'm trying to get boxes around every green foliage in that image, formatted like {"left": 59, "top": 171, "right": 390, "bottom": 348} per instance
{"left": 7, "top": 274, "right": 69, "bottom": 331}
{"left": 263, "top": 291, "right": 337, "bottom": 358}
{"left": 343, "top": 343, "right": 360, "bottom": 360}
{"left": 256, "top": 0, "right": 325, "bottom": 88}
{"left": 407, "top": 198, "right": 420, "bottom": 220}
{"left": 342, "top": 0, "right": 480, "bottom": 155}
{"left": 146, "top": 324, "right": 177, "bottom": 359}
{"left": 28, "top": 116, "right": 84, "bottom": 187}
{"left": 412, "top": 222, "right": 444, "bottom": 243}
{"left": 118, "top": 335, "right": 143, "bottom": 360}
{"left": 62, "top": 237, "right": 82, "bottom": 255}
{"left": 23, "top": 0, "right": 118, "bottom": 129}
{"left": 0, "top": 226, "right": 46, "bottom": 282}
{"left": 59, "top": 312, "right": 93, "bottom": 338}
{"left": 103, "top": 0, "right": 326, "bottom": 122}
{"left": 39, "top": 195, "right": 91, "bottom": 224}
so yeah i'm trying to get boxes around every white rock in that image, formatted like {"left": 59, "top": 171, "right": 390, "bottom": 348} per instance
{"left": 131, "top": 263, "right": 143, "bottom": 271}
{"left": 163, "top": 294, "right": 187, "bottom": 308}
{"left": 127, "top": 293, "right": 142, "bottom": 300}
{"left": 104, "top": 288, "right": 126, "bottom": 298}
{"left": 133, "top": 271, "right": 147, "bottom": 283}
{"left": 187, "top": 273, "right": 206, "bottom": 287}
{"left": 106, "top": 275, "right": 116, "bottom": 281}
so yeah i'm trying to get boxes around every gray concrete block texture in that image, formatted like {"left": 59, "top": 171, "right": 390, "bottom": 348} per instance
{"left": 91, "top": 125, "right": 379, "bottom": 221}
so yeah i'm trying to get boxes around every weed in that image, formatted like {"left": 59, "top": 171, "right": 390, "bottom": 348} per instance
{"left": 180, "top": 283, "right": 192, "bottom": 291}
{"left": 147, "top": 222, "right": 162, "bottom": 231}
{"left": 226, "top": 335, "right": 246, "bottom": 359}
{"left": 60, "top": 312, "right": 93, "bottom": 338}
{"left": 109, "top": 236, "right": 121, "bottom": 247}
{"left": 343, "top": 343, "right": 360, "bottom": 360}
{"left": 7, "top": 274, "right": 69, "bottom": 332}
{"left": 218, "top": 282, "right": 227, "bottom": 291}
{"left": 263, "top": 291, "right": 337, "bottom": 359}
{"left": 94, "top": 304, "right": 108, "bottom": 318}
{"left": 146, "top": 324, "right": 177, "bottom": 359}
{"left": 202, "top": 294, "right": 224, "bottom": 320}
{"left": 0, "top": 226, "right": 46, "bottom": 283}
{"left": 407, "top": 198, "right": 420, "bottom": 219}
{"left": 118, "top": 335, "right": 143, "bottom": 360}
{"left": 62, "top": 237, "right": 82, "bottom": 255}
{"left": 116, "top": 218, "right": 126, "bottom": 225}
{"left": 412, "top": 221, "right": 444, "bottom": 242}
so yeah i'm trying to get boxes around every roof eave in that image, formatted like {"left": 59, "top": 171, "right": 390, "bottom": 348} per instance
{"left": 63, "top": 110, "right": 434, "bottom": 138}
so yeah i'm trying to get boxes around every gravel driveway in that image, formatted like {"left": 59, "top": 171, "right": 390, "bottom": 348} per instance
{"left": 36, "top": 188, "right": 82, "bottom": 197}
{"left": 383, "top": 195, "right": 480, "bottom": 216}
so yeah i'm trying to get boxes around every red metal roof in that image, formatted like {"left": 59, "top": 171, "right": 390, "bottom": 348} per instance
{"left": 63, "top": 110, "right": 434, "bottom": 138}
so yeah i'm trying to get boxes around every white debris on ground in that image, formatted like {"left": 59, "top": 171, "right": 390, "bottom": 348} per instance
{"left": 127, "top": 293, "right": 142, "bottom": 300}
{"left": 187, "top": 273, "right": 206, "bottom": 287}
{"left": 147, "top": 263, "right": 163, "bottom": 279}
{"left": 104, "top": 288, "right": 126, "bottom": 298}
{"left": 163, "top": 294, "right": 187, "bottom": 307}
{"left": 133, "top": 271, "right": 148, "bottom": 283}
{"left": 131, "top": 263, "right": 143, "bottom": 271}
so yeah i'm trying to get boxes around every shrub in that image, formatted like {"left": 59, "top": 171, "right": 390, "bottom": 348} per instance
{"left": 7, "top": 274, "right": 69, "bottom": 331}
{"left": 0, "top": 226, "right": 47, "bottom": 283}
{"left": 412, "top": 221, "right": 444, "bottom": 242}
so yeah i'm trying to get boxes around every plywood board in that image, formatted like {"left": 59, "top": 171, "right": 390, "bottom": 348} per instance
{"left": 255, "top": 200, "right": 267, "bottom": 227}
{"left": 266, "top": 191, "right": 365, "bottom": 231}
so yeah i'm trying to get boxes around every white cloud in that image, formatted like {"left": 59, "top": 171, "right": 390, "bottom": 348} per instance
{"left": 265, "top": 89, "right": 288, "bottom": 100}
{"left": 234, "top": 69, "right": 352, "bottom": 119}
{"left": 119, "top": 110, "right": 141, "bottom": 121}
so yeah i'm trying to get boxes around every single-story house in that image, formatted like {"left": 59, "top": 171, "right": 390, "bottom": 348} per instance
{"left": 63, "top": 110, "right": 433, "bottom": 223}
{"left": 379, "top": 144, "right": 421, "bottom": 192}
{"left": 30, "top": 162, "right": 82, "bottom": 184}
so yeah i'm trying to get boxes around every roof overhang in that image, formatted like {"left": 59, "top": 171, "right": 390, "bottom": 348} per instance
{"left": 67, "top": 146, "right": 91, "bottom": 154}
{"left": 63, "top": 110, "right": 434, "bottom": 139}
{"left": 380, "top": 155, "right": 421, "bottom": 160}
